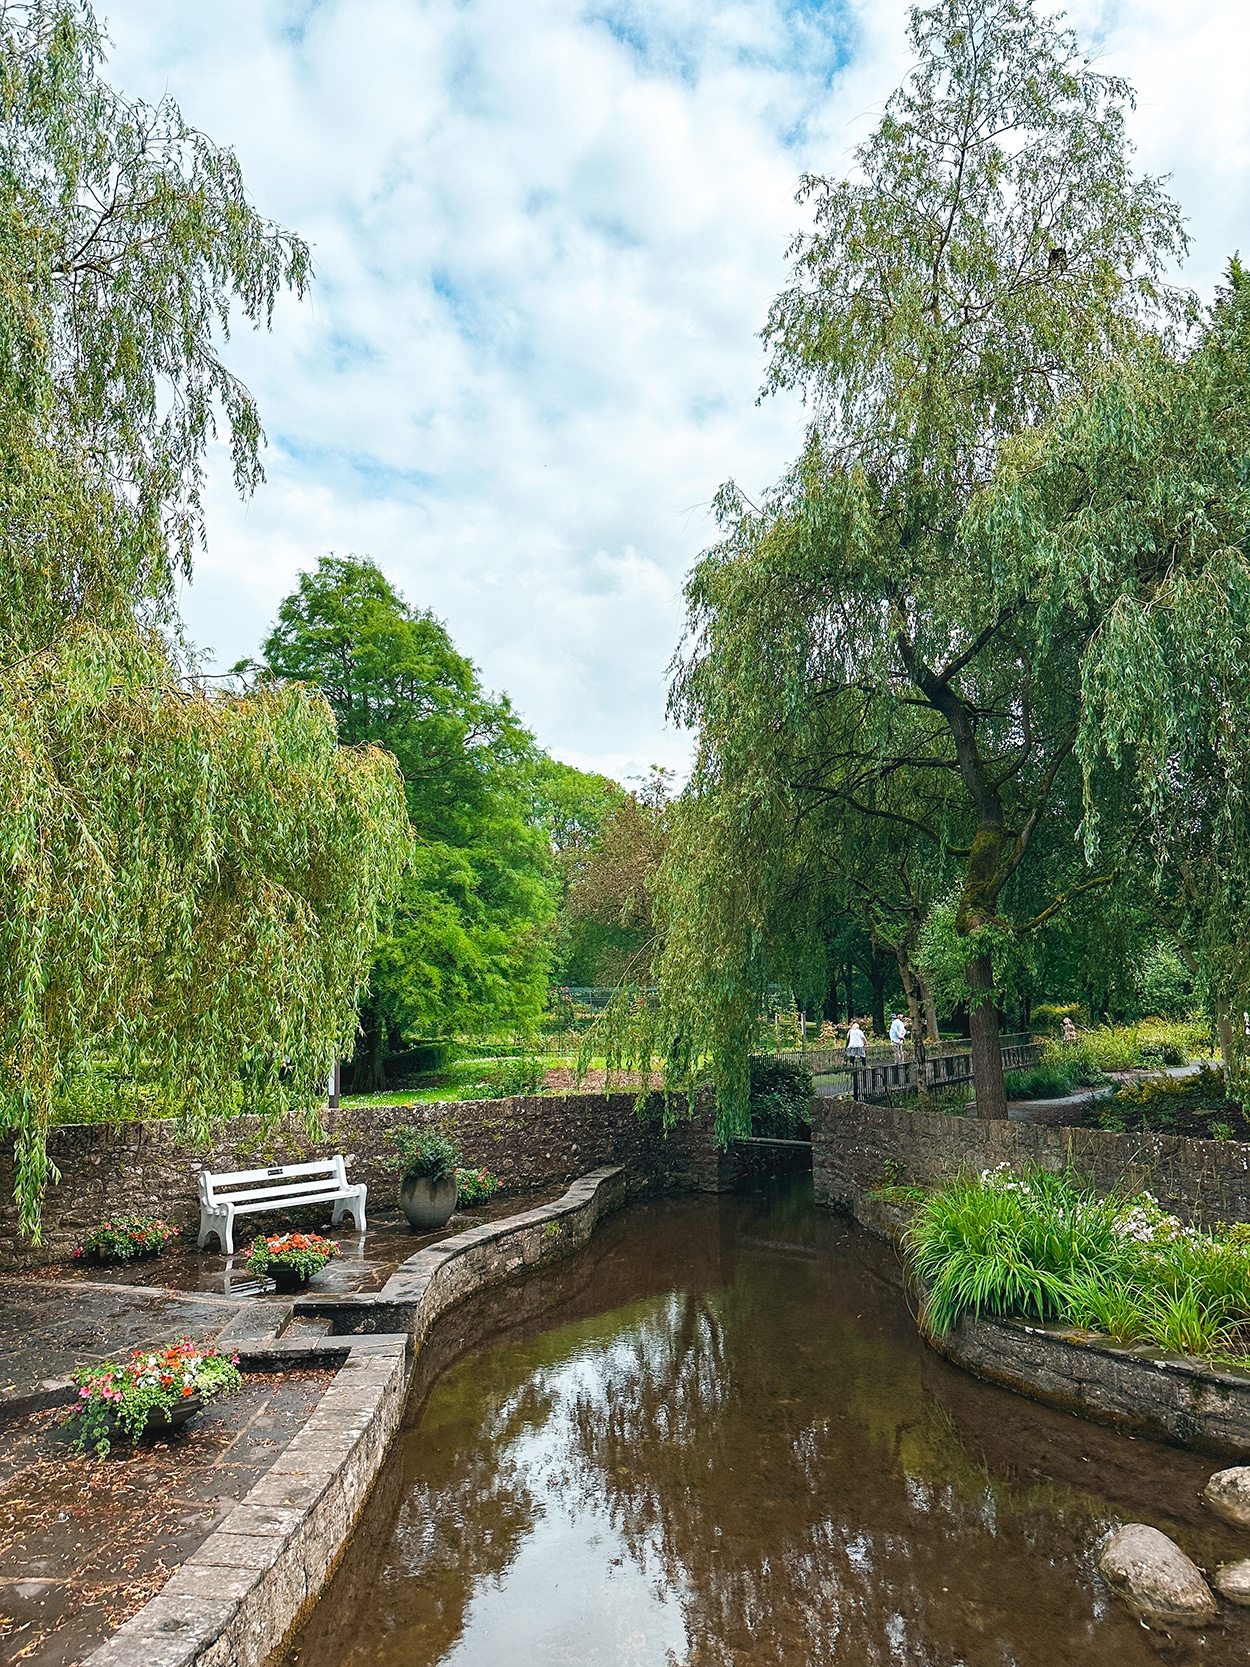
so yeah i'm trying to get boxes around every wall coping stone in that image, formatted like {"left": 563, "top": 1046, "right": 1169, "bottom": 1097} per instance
{"left": 79, "top": 1165, "right": 628, "bottom": 1667}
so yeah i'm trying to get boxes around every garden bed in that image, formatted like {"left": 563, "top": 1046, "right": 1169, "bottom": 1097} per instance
{"left": 0, "top": 1368, "right": 335, "bottom": 1667}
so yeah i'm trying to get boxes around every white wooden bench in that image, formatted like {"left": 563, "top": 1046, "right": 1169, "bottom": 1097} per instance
{"left": 197, "top": 1156, "right": 366, "bottom": 1255}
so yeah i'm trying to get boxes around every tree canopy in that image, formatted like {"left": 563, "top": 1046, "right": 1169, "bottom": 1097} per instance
{"left": 613, "top": 0, "right": 1250, "bottom": 1137}
{"left": 0, "top": 4, "right": 407, "bottom": 1234}
{"left": 252, "top": 554, "right": 619, "bottom": 1080}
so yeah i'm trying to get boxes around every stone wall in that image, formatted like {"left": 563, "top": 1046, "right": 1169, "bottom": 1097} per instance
{"left": 0, "top": 1093, "right": 733, "bottom": 1268}
{"left": 812, "top": 1098, "right": 1250, "bottom": 1225}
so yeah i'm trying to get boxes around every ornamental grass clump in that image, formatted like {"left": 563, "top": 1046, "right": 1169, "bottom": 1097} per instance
{"left": 246, "top": 1231, "right": 340, "bottom": 1281}
{"left": 74, "top": 1215, "right": 178, "bottom": 1263}
{"left": 63, "top": 1339, "right": 241, "bottom": 1457}
{"left": 905, "top": 1165, "right": 1250, "bottom": 1361}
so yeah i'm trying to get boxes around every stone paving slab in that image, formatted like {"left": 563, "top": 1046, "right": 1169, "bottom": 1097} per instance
{"left": 0, "top": 1367, "right": 335, "bottom": 1667}
{"left": 0, "top": 1279, "right": 248, "bottom": 1407}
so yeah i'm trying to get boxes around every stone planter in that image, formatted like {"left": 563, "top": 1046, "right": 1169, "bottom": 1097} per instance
{"left": 399, "top": 1173, "right": 458, "bottom": 1232}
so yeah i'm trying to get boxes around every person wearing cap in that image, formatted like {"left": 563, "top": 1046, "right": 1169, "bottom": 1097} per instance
{"left": 889, "top": 1012, "right": 907, "bottom": 1063}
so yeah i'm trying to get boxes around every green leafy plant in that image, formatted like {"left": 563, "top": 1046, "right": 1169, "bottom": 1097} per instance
{"left": 476, "top": 1056, "right": 546, "bottom": 1098}
{"left": 246, "top": 1232, "right": 340, "bottom": 1281}
{"left": 906, "top": 1165, "right": 1250, "bottom": 1362}
{"left": 392, "top": 1128, "right": 462, "bottom": 1184}
{"left": 74, "top": 1215, "right": 178, "bottom": 1263}
{"left": 748, "top": 1056, "right": 813, "bottom": 1137}
{"left": 455, "top": 1167, "right": 502, "bottom": 1205}
{"left": 1002, "top": 1063, "right": 1079, "bottom": 1101}
{"left": 62, "top": 1339, "right": 241, "bottom": 1458}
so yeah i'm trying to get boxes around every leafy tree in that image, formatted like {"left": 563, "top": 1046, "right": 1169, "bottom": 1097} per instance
{"left": 0, "top": 5, "right": 408, "bottom": 1234}
{"left": 635, "top": 0, "right": 1193, "bottom": 1133}
{"left": 253, "top": 554, "right": 606, "bottom": 1081}
{"left": 560, "top": 767, "right": 672, "bottom": 986}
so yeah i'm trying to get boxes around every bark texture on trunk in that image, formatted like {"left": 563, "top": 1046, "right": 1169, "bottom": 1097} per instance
{"left": 354, "top": 1002, "right": 387, "bottom": 1095}
{"left": 895, "top": 947, "right": 929, "bottom": 1101}
{"left": 968, "top": 952, "right": 1007, "bottom": 1120}
{"left": 920, "top": 975, "right": 940, "bottom": 1043}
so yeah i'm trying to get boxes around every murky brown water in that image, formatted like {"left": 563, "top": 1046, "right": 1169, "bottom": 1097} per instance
{"left": 282, "top": 1168, "right": 1250, "bottom": 1666}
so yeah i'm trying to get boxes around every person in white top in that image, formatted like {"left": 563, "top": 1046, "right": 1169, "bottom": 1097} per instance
{"left": 846, "top": 1020, "right": 867, "bottom": 1062}
{"left": 889, "top": 1013, "right": 907, "bottom": 1063}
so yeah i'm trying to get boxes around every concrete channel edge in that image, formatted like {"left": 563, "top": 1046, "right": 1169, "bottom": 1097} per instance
{"left": 81, "top": 1165, "right": 630, "bottom": 1667}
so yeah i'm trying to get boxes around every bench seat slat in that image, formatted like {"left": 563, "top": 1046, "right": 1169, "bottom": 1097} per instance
{"left": 208, "top": 1181, "right": 348, "bottom": 1207}
{"left": 227, "top": 1187, "right": 350, "bottom": 1211}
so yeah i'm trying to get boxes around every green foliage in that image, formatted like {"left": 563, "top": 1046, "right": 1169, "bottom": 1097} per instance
{"left": 245, "top": 1231, "right": 341, "bottom": 1281}
{"left": 0, "top": 9, "right": 407, "bottom": 1236}
{"left": 392, "top": 1128, "right": 461, "bottom": 1185}
{"left": 475, "top": 1055, "right": 546, "bottom": 1098}
{"left": 1001, "top": 1063, "right": 1078, "bottom": 1101}
{"left": 906, "top": 1166, "right": 1250, "bottom": 1360}
{"left": 455, "top": 1166, "right": 502, "bottom": 1205}
{"left": 74, "top": 1215, "right": 177, "bottom": 1263}
{"left": 63, "top": 1339, "right": 242, "bottom": 1458}
{"left": 254, "top": 554, "right": 591, "bottom": 1062}
{"left": 748, "top": 1055, "right": 813, "bottom": 1137}
{"left": 604, "top": 0, "right": 1197, "bottom": 1136}
{"left": 1032, "top": 1002, "right": 1089, "bottom": 1031}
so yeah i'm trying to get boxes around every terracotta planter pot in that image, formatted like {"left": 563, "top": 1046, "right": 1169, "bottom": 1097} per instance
{"left": 399, "top": 1173, "right": 458, "bottom": 1232}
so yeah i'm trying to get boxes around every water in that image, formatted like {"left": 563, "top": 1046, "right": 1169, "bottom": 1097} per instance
{"left": 282, "top": 1170, "right": 1250, "bottom": 1666}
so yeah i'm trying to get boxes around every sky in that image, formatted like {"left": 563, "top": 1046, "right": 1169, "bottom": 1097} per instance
{"left": 98, "top": 0, "right": 1250, "bottom": 783}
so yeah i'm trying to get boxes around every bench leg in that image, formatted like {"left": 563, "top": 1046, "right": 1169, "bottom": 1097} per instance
{"left": 332, "top": 1190, "right": 366, "bottom": 1233}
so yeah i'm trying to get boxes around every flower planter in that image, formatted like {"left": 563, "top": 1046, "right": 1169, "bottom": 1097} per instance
{"left": 268, "top": 1265, "right": 312, "bottom": 1293}
{"left": 400, "top": 1174, "right": 458, "bottom": 1231}
{"left": 133, "top": 1392, "right": 204, "bottom": 1437}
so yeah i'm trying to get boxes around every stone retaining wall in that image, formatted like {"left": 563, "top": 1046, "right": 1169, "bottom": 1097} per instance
{"left": 0, "top": 1092, "right": 730, "bottom": 1268}
{"left": 84, "top": 1166, "right": 630, "bottom": 1667}
{"left": 812, "top": 1098, "right": 1250, "bottom": 1226}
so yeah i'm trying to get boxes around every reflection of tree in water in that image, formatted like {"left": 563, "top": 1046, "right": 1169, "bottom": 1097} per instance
{"left": 560, "top": 1258, "right": 1166, "bottom": 1667}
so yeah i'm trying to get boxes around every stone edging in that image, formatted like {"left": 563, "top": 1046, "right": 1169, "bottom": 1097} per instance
{"left": 843, "top": 1187, "right": 1250, "bottom": 1457}
{"left": 82, "top": 1166, "right": 629, "bottom": 1667}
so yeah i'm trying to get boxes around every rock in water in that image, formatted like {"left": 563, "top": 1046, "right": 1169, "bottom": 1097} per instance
{"left": 1216, "top": 1560, "right": 1250, "bottom": 1607}
{"left": 1204, "top": 1467, "right": 1250, "bottom": 1527}
{"left": 1098, "top": 1524, "right": 1216, "bottom": 1627}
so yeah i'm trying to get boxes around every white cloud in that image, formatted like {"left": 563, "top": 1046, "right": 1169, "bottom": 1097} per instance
{"left": 97, "top": 0, "right": 1249, "bottom": 780}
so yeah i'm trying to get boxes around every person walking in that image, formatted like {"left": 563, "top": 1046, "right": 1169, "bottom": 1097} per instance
{"left": 846, "top": 1019, "right": 867, "bottom": 1063}
{"left": 889, "top": 1012, "right": 908, "bottom": 1064}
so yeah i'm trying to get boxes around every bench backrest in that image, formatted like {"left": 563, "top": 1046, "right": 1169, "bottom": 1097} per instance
{"left": 199, "top": 1155, "right": 350, "bottom": 1209}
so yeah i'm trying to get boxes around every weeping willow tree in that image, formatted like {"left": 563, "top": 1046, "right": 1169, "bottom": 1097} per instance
{"left": 0, "top": 4, "right": 410, "bottom": 1234}
{"left": 594, "top": 0, "right": 1220, "bottom": 1137}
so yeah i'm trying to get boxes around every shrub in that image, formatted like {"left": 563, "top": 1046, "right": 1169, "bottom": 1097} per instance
{"left": 748, "top": 1055, "right": 813, "bottom": 1137}
{"left": 455, "top": 1166, "right": 502, "bottom": 1205}
{"left": 392, "top": 1128, "right": 461, "bottom": 1184}
{"left": 1032, "top": 1002, "right": 1089, "bottom": 1031}
{"left": 476, "top": 1056, "right": 545, "bottom": 1097}
{"left": 1002, "top": 1063, "right": 1078, "bottom": 1100}
{"left": 74, "top": 1215, "right": 178, "bottom": 1263}
{"left": 905, "top": 1164, "right": 1250, "bottom": 1362}
{"left": 62, "top": 1339, "right": 241, "bottom": 1457}
{"left": 246, "top": 1231, "right": 340, "bottom": 1280}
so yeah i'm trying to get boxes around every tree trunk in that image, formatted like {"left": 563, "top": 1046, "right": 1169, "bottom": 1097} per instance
{"left": 868, "top": 952, "right": 887, "bottom": 1040}
{"left": 845, "top": 961, "right": 855, "bottom": 1025}
{"left": 1216, "top": 1002, "right": 1236, "bottom": 1075}
{"left": 354, "top": 999, "right": 387, "bottom": 1094}
{"left": 968, "top": 952, "right": 1007, "bottom": 1119}
{"left": 895, "top": 947, "right": 929, "bottom": 1102}
{"left": 919, "top": 974, "right": 940, "bottom": 1043}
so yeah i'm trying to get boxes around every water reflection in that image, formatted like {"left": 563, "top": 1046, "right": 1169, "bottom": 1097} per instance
{"left": 283, "top": 1175, "right": 1250, "bottom": 1667}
